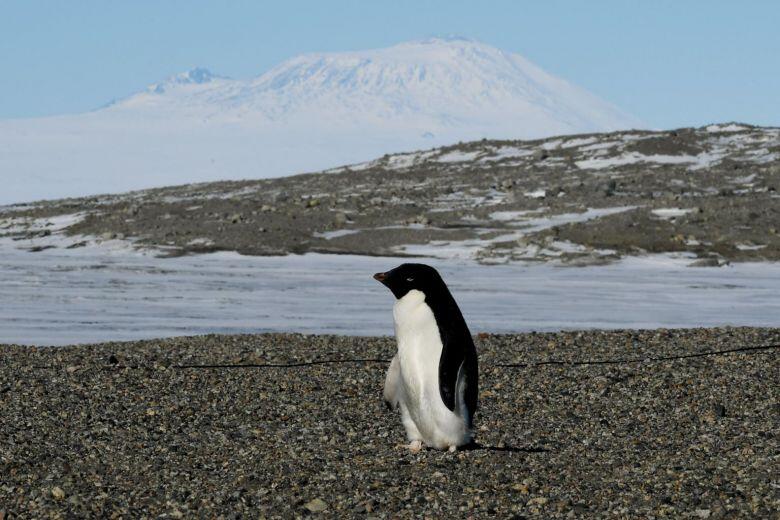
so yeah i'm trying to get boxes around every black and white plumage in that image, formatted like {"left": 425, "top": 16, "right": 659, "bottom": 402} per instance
{"left": 374, "top": 263, "right": 478, "bottom": 451}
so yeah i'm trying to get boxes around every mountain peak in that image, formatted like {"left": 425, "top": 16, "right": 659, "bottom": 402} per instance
{"left": 408, "top": 35, "right": 479, "bottom": 45}
{"left": 4, "top": 39, "right": 648, "bottom": 204}
{"left": 149, "top": 67, "right": 223, "bottom": 94}
{"left": 383, "top": 36, "right": 500, "bottom": 57}
{"left": 112, "top": 39, "right": 641, "bottom": 136}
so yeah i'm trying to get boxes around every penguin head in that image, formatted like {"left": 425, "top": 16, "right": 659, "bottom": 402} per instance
{"left": 373, "top": 263, "right": 445, "bottom": 300}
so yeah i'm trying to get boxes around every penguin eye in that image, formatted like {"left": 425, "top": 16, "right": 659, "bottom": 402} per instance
{"left": 406, "top": 277, "right": 414, "bottom": 282}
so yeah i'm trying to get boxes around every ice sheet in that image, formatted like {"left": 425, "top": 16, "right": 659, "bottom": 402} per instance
{"left": 1, "top": 244, "right": 778, "bottom": 346}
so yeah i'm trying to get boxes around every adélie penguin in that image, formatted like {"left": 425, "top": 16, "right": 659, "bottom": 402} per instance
{"left": 374, "top": 263, "right": 478, "bottom": 452}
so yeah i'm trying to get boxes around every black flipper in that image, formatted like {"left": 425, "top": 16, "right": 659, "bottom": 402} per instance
{"left": 435, "top": 300, "right": 478, "bottom": 426}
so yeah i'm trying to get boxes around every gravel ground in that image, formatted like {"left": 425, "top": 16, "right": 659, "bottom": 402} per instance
{"left": 1, "top": 327, "right": 778, "bottom": 518}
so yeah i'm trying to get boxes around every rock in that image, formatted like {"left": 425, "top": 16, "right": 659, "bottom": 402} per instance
{"left": 688, "top": 257, "right": 722, "bottom": 268}
{"left": 307, "top": 199, "right": 320, "bottom": 208}
{"left": 548, "top": 186, "right": 563, "bottom": 197}
{"left": 27, "top": 245, "right": 56, "bottom": 253}
{"left": 304, "top": 498, "right": 328, "bottom": 512}
{"left": 101, "top": 232, "right": 116, "bottom": 240}
{"left": 512, "top": 483, "right": 530, "bottom": 494}
{"left": 333, "top": 213, "right": 348, "bottom": 226}
{"left": 694, "top": 509, "right": 712, "bottom": 518}
{"left": 51, "top": 486, "right": 65, "bottom": 500}
{"left": 604, "top": 179, "right": 617, "bottom": 196}
{"left": 713, "top": 404, "right": 726, "bottom": 418}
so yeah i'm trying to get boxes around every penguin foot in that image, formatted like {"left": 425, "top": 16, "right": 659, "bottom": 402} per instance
{"left": 408, "top": 440, "right": 423, "bottom": 453}
{"left": 448, "top": 445, "right": 457, "bottom": 453}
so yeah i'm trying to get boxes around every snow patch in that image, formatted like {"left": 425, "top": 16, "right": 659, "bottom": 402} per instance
{"left": 736, "top": 243, "right": 767, "bottom": 251}
{"left": 524, "top": 189, "right": 547, "bottom": 199}
{"left": 480, "top": 146, "right": 534, "bottom": 162}
{"left": 577, "top": 151, "right": 726, "bottom": 171}
{"left": 561, "top": 137, "right": 598, "bottom": 148}
{"left": 651, "top": 208, "right": 694, "bottom": 219}
{"left": 436, "top": 150, "right": 483, "bottom": 163}
{"left": 705, "top": 123, "right": 750, "bottom": 133}
{"left": 313, "top": 229, "right": 361, "bottom": 240}
{"left": 488, "top": 209, "right": 546, "bottom": 221}
{"left": 396, "top": 206, "right": 635, "bottom": 260}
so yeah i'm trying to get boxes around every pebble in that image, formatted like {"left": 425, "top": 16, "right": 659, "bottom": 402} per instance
{"left": 304, "top": 498, "right": 328, "bottom": 512}
{"left": 0, "top": 328, "right": 777, "bottom": 517}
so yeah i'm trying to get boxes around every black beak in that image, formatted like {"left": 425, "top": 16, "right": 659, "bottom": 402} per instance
{"left": 373, "top": 272, "right": 388, "bottom": 284}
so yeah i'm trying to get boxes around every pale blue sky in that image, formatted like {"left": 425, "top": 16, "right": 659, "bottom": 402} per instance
{"left": 1, "top": 0, "right": 778, "bottom": 128}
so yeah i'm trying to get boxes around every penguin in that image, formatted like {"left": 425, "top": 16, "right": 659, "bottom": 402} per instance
{"left": 373, "top": 263, "right": 478, "bottom": 452}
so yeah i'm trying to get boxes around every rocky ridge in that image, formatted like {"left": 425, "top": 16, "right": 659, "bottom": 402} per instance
{"left": 1, "top": 123, "right": 778, "bottom": 265}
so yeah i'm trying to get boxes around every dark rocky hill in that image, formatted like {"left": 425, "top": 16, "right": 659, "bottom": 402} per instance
{"left": 2, "top": 122, "right": 778, "bottom": 265}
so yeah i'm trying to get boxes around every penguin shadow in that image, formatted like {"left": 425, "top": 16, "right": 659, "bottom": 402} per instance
{"left": 459, "top": 441, "right": 549, "bottom": 454}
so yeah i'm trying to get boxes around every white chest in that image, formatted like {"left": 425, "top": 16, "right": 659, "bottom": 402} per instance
{"left": 392, "top": 290, "right": 443, "bottom": 399}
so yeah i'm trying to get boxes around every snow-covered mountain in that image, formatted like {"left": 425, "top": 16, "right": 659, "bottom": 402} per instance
{"left": 0, "top": 37, "right": 642, "bottom": 205}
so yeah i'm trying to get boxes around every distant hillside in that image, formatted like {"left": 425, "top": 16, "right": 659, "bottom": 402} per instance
{"left": 2, "top": 123, "right": 778, "bottom": 265}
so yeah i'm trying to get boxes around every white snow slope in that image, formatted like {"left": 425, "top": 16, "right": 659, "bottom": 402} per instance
{"left": 0, "top": 37, "right": 642, "bottom": 205}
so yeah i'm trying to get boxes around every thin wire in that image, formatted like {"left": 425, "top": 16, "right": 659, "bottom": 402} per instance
{"left": 173, "top": 342, "right": 779, "bottom": 370}
{"left": 174, "top": 358, "right": 391, "bottom": 369}
{"left": 494, "top": 343, "right": 779, "bottom": 368}
{"left": 25, "top": 343, "right": 779, "bottom": 371}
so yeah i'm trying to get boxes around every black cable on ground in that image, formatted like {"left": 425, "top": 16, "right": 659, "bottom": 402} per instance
{"left": 171, "top": 343, "right": 779, "bottom": 370}
{"left": 494, "top": 343, "right": 779, "bottom": 368}
{"left": 24, "top": 343, "right": 779, "bottom": 371}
